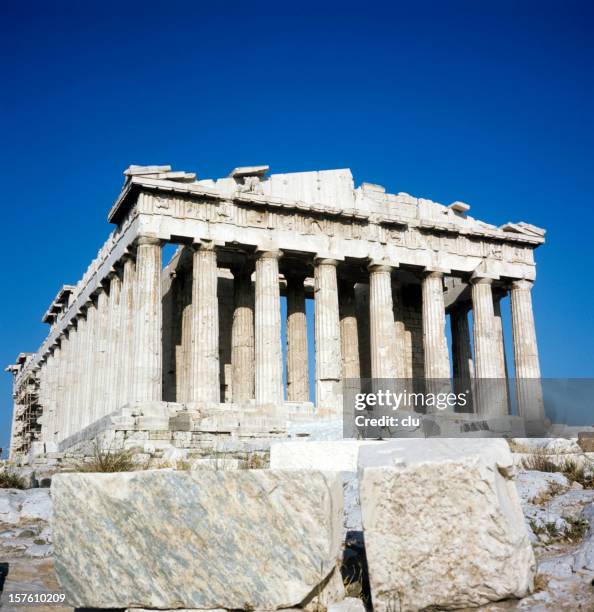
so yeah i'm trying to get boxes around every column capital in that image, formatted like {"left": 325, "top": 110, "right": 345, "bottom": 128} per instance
{"left": 368, "top": 262, "right": 392, "bottom": 273}
{"left": 424, "top": 269, "right": 444, "bottom": 280}
{"left": 511, "top": 279, "right": 534, "bottom": 291}
{"left": 135, "top": 235, "right": 163, "bottom": 247}
{"left": 257, "top": 249, "right": 283, "bottom": 260}
{"left": 470, "top": 275, "right": 493, "bottom": 286}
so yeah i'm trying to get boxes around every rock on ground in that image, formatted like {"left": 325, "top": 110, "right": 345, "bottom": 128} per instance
{"left": 52, "top": 469, "right": 343, "bottom": 610}
{"left": 0, "top": 488, "right": 52, "bottom": 525}
{"left": 358, "top": 439, "right": 535, "bottom": 612}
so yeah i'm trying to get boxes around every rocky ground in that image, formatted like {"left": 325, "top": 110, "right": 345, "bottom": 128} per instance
{"left": 2, "top": 441, "right": 594, "bottom": 611}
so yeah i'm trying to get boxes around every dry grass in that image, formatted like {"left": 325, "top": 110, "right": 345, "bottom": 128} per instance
{"left": 75, "top": 441, "right": 135, "bottom": 473}
{"left": 0, "top": 470, "right": 26, "bottom": 489}
{"left": 533, "top": 573, "right": 550, "bottom": 592}
{"left": 519, "top": 450, "right": 594, "bottom": 489}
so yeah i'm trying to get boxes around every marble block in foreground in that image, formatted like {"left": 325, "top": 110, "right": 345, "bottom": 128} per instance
{"left": 359, "top": 439, "right": 536, "bottom": 611}
{"left": 51, "top": 469, "right": 343, "bottom": 610}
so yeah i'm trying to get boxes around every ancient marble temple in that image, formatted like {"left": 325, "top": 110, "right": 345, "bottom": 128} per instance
{"left": 6, "top": 165, "right": 545, "bottom": 460}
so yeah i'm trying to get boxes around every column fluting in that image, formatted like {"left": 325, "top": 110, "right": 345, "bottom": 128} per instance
{"left": 314, "top": 258, "right": 342, "bottom": 415}
{"left": 231, "top": 263, "right": 255, "bottom": 403}
{"left": 255, "top": 250, "right": 283, "bottom": 406}
{"left": 131, "top": 236, "right": 163, "bottom": 403}
{"left": 422, "top": 271, "right": 451, "bottom": 379}
{"left": 189, "top": 242, "right": 220, "bottom": 404}
{"left": 286, "top": 272, "right": 310, "bottom": 402}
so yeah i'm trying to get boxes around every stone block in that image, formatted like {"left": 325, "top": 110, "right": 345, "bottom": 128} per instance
{"left": 358, "top": 439, "right": 535, "bottom": 611}
{"left": 52, "top": 469, "right": 343, "bottom": 610}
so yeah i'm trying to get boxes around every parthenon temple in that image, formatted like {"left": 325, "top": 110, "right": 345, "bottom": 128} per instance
{"left": 6, "top": 164, "right": 545, "bottom": 460}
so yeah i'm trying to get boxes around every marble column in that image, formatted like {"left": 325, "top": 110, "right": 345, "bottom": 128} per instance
{"left": 255, "top": 250, "right": 283, "bottom": 406}
{"left": 471, "top": 277, "right": 507, "bottom": 416}
{"left": 178, "top": 260, "right": 193, "bottom": 403}
{"left": 117, "top": 255, "right": 135, "bottom": 407}
{"left": 339, "top": 280, "right": 360, "bottom": 381}
{"left": 286, "top": 272, "right": 310, "bottom": 402}
{"left": 230, "top": 263, "right": 255, "bottom": 403}
{"left": 392, "top": 282, "right": 408, "bottom": 380}
{"left": 93, "top": 286, "right": 110, "bottom": 421}
{"left": 55, "top": 337, "right": 68, "bottom": 442}
{"left": 493, "top": 292, "right": 511, "bottom": 413}
{"left": 45, "top": 350, "right": 57, "bottom": 444}
{"left": 314, "top": 258, "right": 342, "bottom": 415}
{"left": 72, "top": 313, "right": 87, "bottom": 433}
{"left": 80, "top": 299, "right": 97, "bottom": 428}
{"left": 368, "top": 264, "right": 397, "bottom": 379}
{"left": 355, "top": 284, "right": 371, "bottom": 380}
{"left": 451, "top": 303, "right": 474, "bottom": 381}
{"left": 510, "top": 280, "right": 541, "bottom": 377}
{"left": 422, "top": 271, "right": 451, "bottom": 379}
{"left": 189, "top": 242, "right": 220, "bottom": 403}
{"left": 471, "top": 278, "right": 505, "bottom": 378}
{"left": 37, "top": 359, "right": 48, "bottom": 442}
{"left": 510, "top": 279, "right": 544, "bottom": 425}
{"left": 63, "top": 322, "right": 78, "bottom": 438}
{"left": 105, "top": 271, "right": 122, "bottom": 413}
{"left": 131, "top": 236, "right": 163, "bottom": 403}
{"left": 451, "top": 303, "right": 474, "bottom": 411}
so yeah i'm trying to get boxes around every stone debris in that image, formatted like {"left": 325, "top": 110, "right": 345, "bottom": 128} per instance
{"left": 52, "top": 469, "right": 343, "bottom": 610}
{"left": 358, "top": 439, "right": 535, "bottom": 611}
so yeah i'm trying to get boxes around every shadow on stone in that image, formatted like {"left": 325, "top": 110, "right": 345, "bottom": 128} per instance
{"left": 341, "top": 531, "right": 372, "bottom": 610}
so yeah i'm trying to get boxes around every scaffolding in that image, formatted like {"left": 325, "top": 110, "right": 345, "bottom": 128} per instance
{"left": 5, "top": 353, "right": 42, "bottom": 460}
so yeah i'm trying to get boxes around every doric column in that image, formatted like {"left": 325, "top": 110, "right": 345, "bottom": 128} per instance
{"left": 43, "top": 349, "right": 54, "bottom": 442}
{"left": 451, "top": 303, "right": 474, "bottom": 411}
{"left": 392, "top": 282, "right": 408, "bottom": 380}
{"left": 46, "top": 350, "right": 58, "bottom": 444}
{"left": 117, "top": 255, "right": 135, "bottom": 407}
{"left": 188, "top": 242, "right": 220, "bottom": 404}
{"left": 451, "top": 303, "right": 474, "bottom": 382}
{"left": 105, "top": 271, "right": 122, "bottom": 413}
{"left": 37, "top": 359, "right": 49, "bottom": 443}
{"left": 286, "top": 272, "right": 310, "bottom": 402}
{"left": 72, "top": 313, "right": 87, "bottom": 433}
{"left": 63, "top": 321, "right": 78, "bottom": 438}
{"left": 510, "top": 280, "right": 541, "bottom": 377}
{"left": 255, "top": 250, "right": 283, "bottom": 406}
{"left": 355, "top": 284, "right": 371, "bottom": 379}
{"left": 178, "top": 259, "right": 193, "bottom": 403}
{"left": 493, "top": 295, "right": 506, "bottom": 374}
{"left": 471, "top": 276, "right": 508, "bottom": 416}
{"left": 230, "top": 263, "right": 255, "bottom": 403}
{"left": 422, "top": 271, "right": 451, "bottom": 379}
{"left": 52, "top": 345, "right": 63, "bottom": 441}
{"left": 339, "top": 280, "right": 360, "bottom": 382}
{"left": 314, "top": 258, "right": 342, "bottom": 415}
{"left": 131, "top": 236, "right": 163, "bottom": 403}
{"left": 80, "top": 299, "right": 97, "bottom": 429}
{"left": 368, "top": 264, "right": 397, "bottom": 379}
{"left": 93, "top": 286, "right": 110, "bottom": 421}
{"left": 471, "top": 277, "right": 505, "bottom": 378}
{"left": 55, "top": 337, "right": 68, "bottom": 442}
{"left": 510, "top": 279, "right": 544, "bottom": 425}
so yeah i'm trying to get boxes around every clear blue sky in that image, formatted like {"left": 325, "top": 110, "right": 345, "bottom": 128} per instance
{"left": 1, "top": 1, "right": 593, "bottom": 455}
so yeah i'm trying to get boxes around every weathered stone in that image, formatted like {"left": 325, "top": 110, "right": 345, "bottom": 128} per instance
{"left": 52, "top": 469, "right": 343, "bottom": 610}
{"left": 20, "top": 489, "right": 52, "bottom": 522}
{"left": 358, "top": 439, "right": 535, "bottom": 611}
